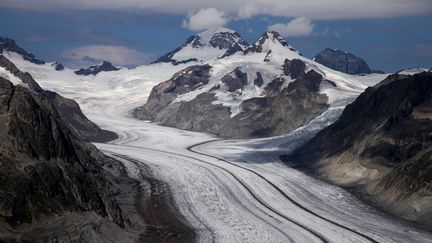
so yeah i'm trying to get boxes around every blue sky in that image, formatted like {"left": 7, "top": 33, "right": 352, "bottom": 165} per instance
{"left": 1, "top": 1, "right": 431, "bottom": 72}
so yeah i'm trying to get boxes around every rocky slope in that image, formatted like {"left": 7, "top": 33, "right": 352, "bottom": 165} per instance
{"left": 135, "top": 59, "right": 329, "bottom": 138}
{"left": 0, "top": 55, "right": 117, "bottom": 142}
{"left": 282, "top": 71, "right": 432, "bottom": 229}
{"left": 75, "top": 61, "right": 120, "bottom": 76}
{"left": 313, "top": 48, "right": 382, "bottom": 75}
{"left": 0, "top": 75, "right": 128, "bottom": 240}
{"left": 134, "top": 30, "right": 376, "bottom": 138}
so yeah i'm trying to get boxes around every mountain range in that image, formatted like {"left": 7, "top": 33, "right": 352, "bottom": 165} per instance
{"left": 133, "top": 28, "right": 385, "bottom": 138}
{"left": 0, "top": 26, "right": 431, "bottom": 239}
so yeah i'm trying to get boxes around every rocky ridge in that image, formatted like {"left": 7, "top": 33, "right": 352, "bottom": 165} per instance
{"left": 283, "top": 71, "right": 432, "bottom": 229}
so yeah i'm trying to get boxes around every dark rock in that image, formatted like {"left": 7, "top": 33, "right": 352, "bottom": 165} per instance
{"left": 134, "top": 65, "right": 212, "bottom": 120}
{"left": 263, "top": 50, "right": 272, "bottom": 62}
{"left": 245, "top": 31, "right": 297, "bottom": 54}
{"left": 75, "top": 61, "right": 120, "bottom": 76}
{"left": 287, "top": 70, "right": 323, "bottom": 93}
{"left": 153, "top": 29, "right": 248, "bottom": 64}
{"left": 283, "top": 72, "right": 432, "bottom": 229}
{"left": 264, "top": 77, "right": 285, "bottom": 95}
{"left": 313, "top": 48, "right": 373, "bottom": 75}
{"left": 222, "top": 67, "right": 248, "bottom": 92}
{"left": 254, "top": 72, "right": 264, "bottom": 87}
{"left": 283, "top": 59, "right": 306, "bottom": 79}
{"left": 221, "top": 42, "right": 246, "bottom": 59}
{"left": 52, "top": 62, "right": 65, "bottom": 71}
{"left": 0, "top": 37, "right": 45, "bottom": 65}
{"left": 209, "top": 31, "right": 248, "bottom": 49}
{"left": 0, "top": 77, "right": 124, "bottom": 228}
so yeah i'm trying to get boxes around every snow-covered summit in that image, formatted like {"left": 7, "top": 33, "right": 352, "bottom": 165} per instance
{"left": 245, "top": 31, "right": 299, "bottom": 55}
{"left": 153, "top": 27, "right": 249, "bottom": 65}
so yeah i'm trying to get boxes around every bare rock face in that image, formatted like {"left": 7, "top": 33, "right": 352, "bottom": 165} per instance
{"left": 0, "top": 77, "right": 124, "bottom": 233}
{"left": 283, "top": 72, "right": 432, "bottom": 229}
{"left": 134, "top": 59, "right": 329, "bottom": 138}
{"left": 0, "top": 55, "right": 117, "bottom": 142}
{"left": 313, "top": 48, "right": 376, "bottom": 75}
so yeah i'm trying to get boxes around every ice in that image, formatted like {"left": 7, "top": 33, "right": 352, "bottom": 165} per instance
{"left": 2, "top": 51, "right": 431, "bottom": 243}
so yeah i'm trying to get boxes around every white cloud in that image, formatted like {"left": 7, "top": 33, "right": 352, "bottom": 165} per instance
{"left": 267, "top": 17, "right": 314, "bottom": 37}
{"left": 182, "top": 8, "right": 228, "bottom": 31}
{"left": 61, "top": 45, "right": 152, "bottom": 68}
{"left": 0, "top": 0, "right": 431, "bottom": 20}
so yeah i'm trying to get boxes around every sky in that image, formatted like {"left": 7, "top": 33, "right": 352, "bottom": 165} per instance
{"left": 0, "top": 0, "right": 431, "bottom": 72}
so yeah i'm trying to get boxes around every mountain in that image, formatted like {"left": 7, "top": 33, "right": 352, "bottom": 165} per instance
{"left": 282, "top": 71, "right": 432, "bottom": 229}
{"left": 75, "top": 61, "right": 120, "bottom": 76}
{"left": 134, "top": 31, "right": 381, "bottom": 138}
{"left": 245, "top": 31, "right": 299, "bottom": 55}
{"left": 0, "top": 37, "right": 45, "bottom": 65}
{"left": 0, "top": 55, "right": 117, "bottom": 142}
{"left": 153, "top": 27, "right": 249, "bottom": 65}
{"left": 0, "top": 73, "right": 134, "bottom": 240}
{"left": 313, "top": 48, "right": 383, "bottom": 75}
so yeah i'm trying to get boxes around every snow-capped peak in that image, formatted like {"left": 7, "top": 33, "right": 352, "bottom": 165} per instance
{"left": 153, "top": 27, "right": 249, "bottom": 65}
{"left": 245, "top": 31, "right": 299, "bottom": 55}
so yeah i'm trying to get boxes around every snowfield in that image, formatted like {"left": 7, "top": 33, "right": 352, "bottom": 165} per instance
{"left": 3, "top": 51, "right": 432, "bottom": 243}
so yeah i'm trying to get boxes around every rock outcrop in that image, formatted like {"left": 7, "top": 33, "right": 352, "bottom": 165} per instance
{"left": 282, "top": 71, "right": 432, "bottom": 229}
{"left": 75, "top": 61, "right": 120, "bottom": 76}
{"left": 313, "top": 48, "right": 382, "bottom": 75}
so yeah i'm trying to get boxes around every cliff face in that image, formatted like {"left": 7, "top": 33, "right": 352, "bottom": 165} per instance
{"left": 0, "top": 76, "right": 127, "bottom": 237}
{"left": 283, "top": 72, "right": 432, "bottom": 229}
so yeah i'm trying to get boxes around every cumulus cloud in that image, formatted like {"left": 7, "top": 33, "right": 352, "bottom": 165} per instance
{"left": 0, "top": 0, "right": 431, "bottom": 20}
{"left": 61, "top": 45, "right": 152, "bottom": 68}
{"left": 182, "top": 8, "right": 228, "bottom": 31}
{"left": 267, "top": 17, "right": 314, "bottom": 37}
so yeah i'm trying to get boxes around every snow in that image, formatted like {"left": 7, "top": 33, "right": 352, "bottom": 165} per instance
{"left": 0, "top": 66, "right": 26, "bottom": 87}
{"left": 198, "top": 27, "right": 236, "bottom": 44}
{"left": 1, "top": 49, "right": 432, "bottom": 242}
{"left": 398, "top": 68, "right": 429, "bottom": 75}
{"left": 170, "top": 27, "right": 246, "bottom": 64}
{"left": 171, "top": 33, "right": 388, "bottom": 117}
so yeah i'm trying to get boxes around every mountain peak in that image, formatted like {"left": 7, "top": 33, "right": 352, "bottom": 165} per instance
{"left": 153, "top": 27, "right": 248, "bottom": 65}
{"left": 313, "top": 48, "right": 379, "bottom": 74}
{"left": 74, "top": 61, "right": 120, "bottom": 76}
{"left": 0, "top": 37, "right": 45, "bottom": 65}
{"left": 245, "top": 31, "right": 299, "bottom": 55}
